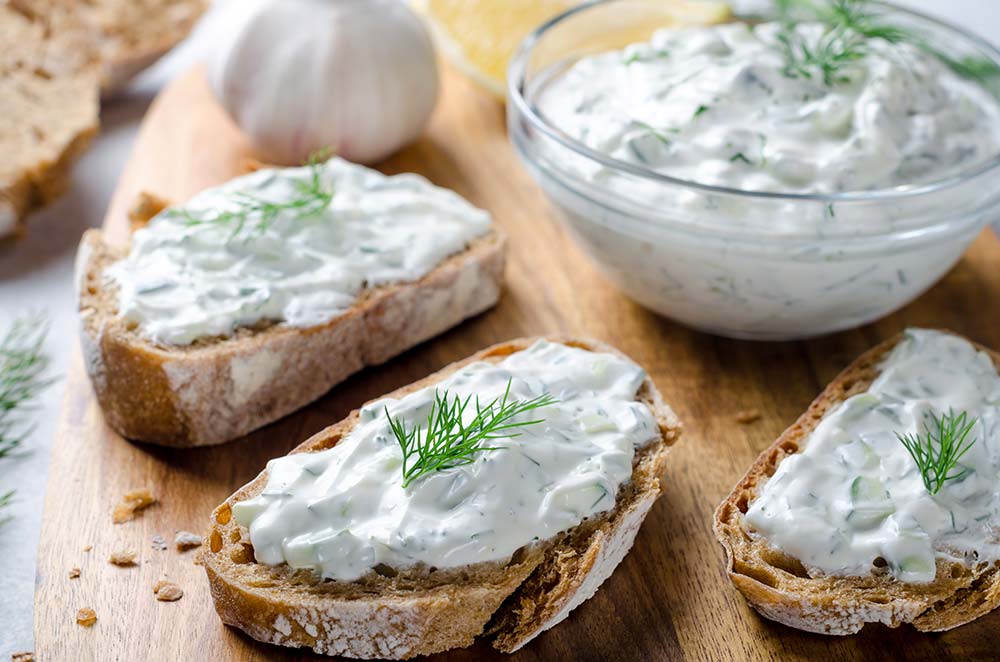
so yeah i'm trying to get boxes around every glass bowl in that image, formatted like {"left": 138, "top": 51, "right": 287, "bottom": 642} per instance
{"left": 507, "top": 0, "right": 1000, "bottom": 340}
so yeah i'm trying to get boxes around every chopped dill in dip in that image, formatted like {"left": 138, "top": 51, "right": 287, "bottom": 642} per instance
{"left": 540, "top": 20, "right": 1000, "bottom": 194}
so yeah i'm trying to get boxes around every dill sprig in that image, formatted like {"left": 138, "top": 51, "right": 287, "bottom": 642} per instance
{"left": 775, "top": 0, "right": 907, "bottom": 85}
{"left": 896, "top": 409, "right": 979, "bottom": 495}
{"left": 0, "top": 314, "right": 52, "bottom": 460}
{"left": 169, "top": 155, "right": 334, "bottom": 237}
{"left": 386, "top": 379, "right": 557, "bottom": 488}
{"left": 0, "top": 313, "right": 52, "bottom": 515}
{"left": 774, "top": 0, "right": 999, "bottom": 88}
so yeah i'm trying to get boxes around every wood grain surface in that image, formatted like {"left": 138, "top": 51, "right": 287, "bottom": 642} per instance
{"left": 34, "top": 65, "right": 1000, "bottom": 661}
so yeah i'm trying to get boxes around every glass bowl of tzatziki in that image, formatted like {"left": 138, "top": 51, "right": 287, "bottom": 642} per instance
{"left": 508, "top": 0, "right": 1000, "bottom": 340}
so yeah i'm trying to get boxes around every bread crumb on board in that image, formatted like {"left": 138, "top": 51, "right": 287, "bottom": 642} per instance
{"left": 68, "top": 567, "right": 81, "bottom": 579}
{"left": 735, "top": 409, "right": 762, "bottom": 424}
{"left": 109, "top": 550, "right": 138, "bottom": 566}
{"left": 175, "top": 531, "right": 202, "bottom": 550}
{"left": 112, "top": 488, "right": 156, "bottom": 524}
{"left": 76, "top": 608, "right": 98, "bottom": 627}
{"left": 83, "top": 545, "right": 92, "bottom": 552}
{"left": 128, "top": 191, "right": 170, "bottom": 231}
{"left": 11, "top": 651, "right": 34, "bottom": 662}
{"left": 151, "top": 534, "right": 168, "bottom": 551}
{"left": 153, "top": 580, "right": 184, "bottom": 602}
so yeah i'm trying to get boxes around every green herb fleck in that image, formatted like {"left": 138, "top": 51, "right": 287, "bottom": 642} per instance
{"left": 386, "top": 379, "right": 557, "bottom": 488}
{"left": 632, "top": 120, "right": 675, "bottom": 146}
{"left": 896, "top": 409, "right": 978, "bottom": 495}
{"left": 730, "top": 152, "right": 753, "bottom": 165}
{"left": 693, "top": 104, "right": 711, "bottom": 118}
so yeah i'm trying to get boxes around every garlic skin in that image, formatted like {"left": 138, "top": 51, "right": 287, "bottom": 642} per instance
{"left": 209, "top": 0, "right": 439, "bottom": 166}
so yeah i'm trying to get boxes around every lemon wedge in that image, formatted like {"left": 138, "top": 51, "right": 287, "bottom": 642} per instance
{"left": 414, "top": 0, "right": 732, "bottom": 99}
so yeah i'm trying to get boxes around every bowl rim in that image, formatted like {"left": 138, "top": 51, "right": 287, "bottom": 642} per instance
{"left": 506, "top": 0, "right": 1000, "bottom": 204}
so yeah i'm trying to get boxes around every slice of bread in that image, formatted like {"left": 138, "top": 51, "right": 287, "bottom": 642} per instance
{"left": 203, "top": 337, "right": 681, "bottom": 658}
{"left": 76, "top": 199, "right": 507, "bottom": 447}
{"left": 12, "top": 0, "right": 208, "bottom": 92}
{"left": 0, "top": 5, "right": 99, "bottom": 239}
{"left": 714, "top": 331, "right": 1000, "bottom": 635}
{"left": 0, "top": 0, "right": 205, "bottom": 238}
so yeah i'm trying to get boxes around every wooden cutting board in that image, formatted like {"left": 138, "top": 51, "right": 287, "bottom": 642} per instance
{"left": 34, "top": 64, "right": 1000, "bottom": 661}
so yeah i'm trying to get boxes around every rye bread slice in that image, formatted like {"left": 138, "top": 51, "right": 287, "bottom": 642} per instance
{"left": 203, "top": 337, "right": 682, "bottom": 658}
{"left": 714, "top": 330, "right": 1000, "bottom": 635}
{"left": 76, "top": 195, "right": 507, "bottom": 447}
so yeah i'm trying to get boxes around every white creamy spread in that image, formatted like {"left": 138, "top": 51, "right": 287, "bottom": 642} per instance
{"left": 233, "top": 340, "right": 659, "bottom": 582}
{"left": 540, "top": 21, "right": 1000, "bottom": 194}
{"left": 107, "top": 157, "right": 491, "bottom": 345}
{"left": 745, "top": 329, "right": 1000, "bottom": 583}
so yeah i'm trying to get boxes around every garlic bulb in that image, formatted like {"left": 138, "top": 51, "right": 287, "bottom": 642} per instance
{"left": 209, "top": 0, "right": 439, "bottom": 165}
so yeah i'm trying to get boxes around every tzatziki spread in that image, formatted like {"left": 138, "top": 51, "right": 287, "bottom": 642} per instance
{"left": 745, "top": 329, "right": 1000, "bottom": 583}
{"left": 107, "top": 157, "right": 491, "bottom": 345}
{"left": 540, "top": 21, "right": 1000, "bottom": 195}
{"left": 233, "top": 340, "right": 659, "bottom": 582}
{"left": 514, "top": 15, "right": 1000, "bottom": 339}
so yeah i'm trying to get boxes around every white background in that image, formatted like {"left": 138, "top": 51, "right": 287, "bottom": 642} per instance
{"left": 0, "top": 0, "right": 996, "bottom": 655}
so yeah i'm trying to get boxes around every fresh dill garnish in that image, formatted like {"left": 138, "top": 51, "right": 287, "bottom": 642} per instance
{"left": 168, "top": 153, "right": 334, "bottom": 237}
{"left": 896, "top": 409, "right": 979, "bottom": 495}
{"left": 0, "top": 313, "right": 52, "bottom": 460}
{"left": 693, "top": 104, "right": 711, "bottom": 118}
{"left": 0, "top": 313, "right": 52, "bottom": 514}
{"left": 385, "top": 379, "right": 557, "bottom": 488}
{"left": 774, "top": 0, "right": 999, "bottom": 87}
{"left": 730, "top": 152, "right": 753, "bottom": 165}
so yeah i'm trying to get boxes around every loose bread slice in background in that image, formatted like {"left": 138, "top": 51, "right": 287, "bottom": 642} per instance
{"left": 0, "top": 0, "right": 205, "bottom": 238}
{"left": 714, "top": 331, "right": 1000, "bottom": 635}
{"left": 0, "top": 5, "right": 99, "bottom": 239}
{"left": 203, "top": 337, "right": 681, "bottom": 659}
{"left": 10, "top": 0, "right": 208, "bottom": 92}
{"left": 76, "top": 205, "right": 507, "bottom": 447}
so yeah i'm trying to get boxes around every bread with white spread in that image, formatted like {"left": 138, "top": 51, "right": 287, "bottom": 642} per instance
{"left": 76, "top": 160, "right": 506, "bottom": 447}
{"left": 203, "top": 337, "right": 681, "bottom": 658}
{"left": 714, "top": 330, "right": 1000, "bottom": 635}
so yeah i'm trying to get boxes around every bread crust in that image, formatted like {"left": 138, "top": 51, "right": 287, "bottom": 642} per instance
{"left": 713, "top": 330, "right": 1000, "bottom": 635}
{"left": 203, "top": 337, "right": 682, "bottom": 658}
{"left": 76, "top": 223, "right": 507, "bottom": 447}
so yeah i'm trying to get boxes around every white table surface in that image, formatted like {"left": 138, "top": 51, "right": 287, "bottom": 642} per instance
{"left": 1, "top": 1, "right": 996, "bottom": 656}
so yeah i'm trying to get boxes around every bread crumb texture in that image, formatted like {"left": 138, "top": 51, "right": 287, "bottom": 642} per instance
{"left": 11, "top": 652, "right": 34, "bottom": 662}
{"left": 175, "top": 530, "right": 202, "bottom": 550}
{"left": 76, "top": 607, "right": 97, "bottom": 627}
{"left": 109, "top": 549, "right": 138, "bottom": 566}
{"left": 112, "top": 487, "right": 156, "bottom": 523}
{"left": 68, "top": 567, "right": 81, "bottom": 579}
{"left": 153, "top": 580, "right": 184, "bottom": 602}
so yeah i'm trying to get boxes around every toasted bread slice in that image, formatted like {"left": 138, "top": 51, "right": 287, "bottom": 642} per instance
{"left": 714, "top": 331, "right": 1000, "bottom": 635}
{"left": 76, "top": 208, "right": 506, "bottom": 447}
{"left": 203, "top": 337, "right": 682, "bottom": 658}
